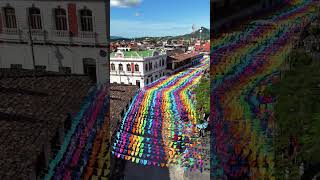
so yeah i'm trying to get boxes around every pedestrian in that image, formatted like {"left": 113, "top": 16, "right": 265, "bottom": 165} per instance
{"left": 199, "top": 128, "right": 204, "bottom": 137}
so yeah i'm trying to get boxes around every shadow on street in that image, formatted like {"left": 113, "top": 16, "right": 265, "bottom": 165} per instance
{"left": 124, "top": 161, "right": 170, "bottom": 180}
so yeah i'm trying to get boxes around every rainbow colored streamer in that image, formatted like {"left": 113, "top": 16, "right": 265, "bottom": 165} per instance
{"left": 210, "top": 0, "right": 317, "bottom": 179}
{"left": 112, "top": 55, "right": 209, "bottom": 171}
{"left": 45, "top": 85, "right": 109, "bottom": 180}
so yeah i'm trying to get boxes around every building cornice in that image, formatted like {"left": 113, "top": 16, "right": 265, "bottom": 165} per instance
{"left": 0, "top": 40, "right": 108, "bottom": 48}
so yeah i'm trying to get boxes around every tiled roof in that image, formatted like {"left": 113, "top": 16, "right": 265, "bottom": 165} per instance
{"left": 168, "top": 52, "right": 200, "bottom": 62}
{"left": 0, "top": 69, "right": 94, "bottom": 179}
{"left": 110, "top": 83, "right": 138, "bottom": 133}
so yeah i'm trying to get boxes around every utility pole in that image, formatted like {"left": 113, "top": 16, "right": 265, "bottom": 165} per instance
{"left": 27, "top": 10, "right": 36, "bottom": 79}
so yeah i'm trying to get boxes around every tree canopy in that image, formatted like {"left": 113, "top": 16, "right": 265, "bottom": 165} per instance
{"left": 264, "top": 50, "right": 320, "bottom": 178}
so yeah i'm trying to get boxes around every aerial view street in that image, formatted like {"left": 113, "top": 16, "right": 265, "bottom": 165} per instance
{"left": 211, "top": 0, "right": 319, "bottom": 179}
{"left": 110, "top": 0, "right": 210, "bottom": 179}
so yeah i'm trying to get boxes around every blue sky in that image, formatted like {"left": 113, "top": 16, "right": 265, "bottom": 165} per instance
{"left": 111, "top": 0, "right": 210, "bottom": 38}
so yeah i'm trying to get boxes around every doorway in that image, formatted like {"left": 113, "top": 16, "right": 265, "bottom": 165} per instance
{"left": 136, "top": 80, "right": 140, "bottom": 88}
{"left": 83, "top": 58, "right": 97, "bottom": 82}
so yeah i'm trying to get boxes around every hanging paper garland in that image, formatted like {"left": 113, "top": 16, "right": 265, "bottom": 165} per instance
{"left": 112, "top": 56, "right": 210, "bottom": 171}
{"left": 45, "top": 85, "right": 109, "bottom": 180}
{"left": 210, "top": 0, "right": 317, "bottom": 179}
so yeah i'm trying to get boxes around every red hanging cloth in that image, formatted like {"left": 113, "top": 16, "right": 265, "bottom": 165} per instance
{"left": 68, "top": 3, "right": 78, "bottom": 36}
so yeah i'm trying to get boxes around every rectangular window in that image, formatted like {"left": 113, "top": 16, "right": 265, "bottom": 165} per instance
{"left": 55, "top": 8, "right": 67, "bottom": 30}
{"left": 127, "top": 64, "right": 131, "bottom": 72}
{"left": 119, "top": 64, "right": 123, "bottom": 71}
{"left": 29, "top": 8, "right": 42, "bottom": 30}
{"left": 145, "top": 64, "right": 148, "bottom": 72}
{"left": 111, "top": 64, "right": 115, "bottom": 71}
{"left": 4, "top": 7, "right": 17, "bottom": 28}
{"left": 80, "top": 9, "right": 93, "bottom": 32}
{"left": 135, "top": 64, "right": 139, "bottom": 72}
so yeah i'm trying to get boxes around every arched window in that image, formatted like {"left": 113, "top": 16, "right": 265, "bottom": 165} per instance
{"left": 54, "top": 7, "right": 67, "bottom": 30}
{"left": 80, "top": 8, "right": 93, "bottom": 32}
{"left": 111, "top": 63, "right": 115, "bottom": 71}
{"left": 135, "top": 64, "right": 139, "bottom": 72}
{"left": 126, "top": 64, "right": 131, "bottom": 71}
{"left": 119, "top": 64, "right": 123, "bottom": 71}
{"left": 145, "top": 64, "right": 148, "bottom": 71}
{"left": 3, "top": 6, "right": 17, "bottom": 28}
{"left": 29, "top": 7, "right": 42, "bottom": 29}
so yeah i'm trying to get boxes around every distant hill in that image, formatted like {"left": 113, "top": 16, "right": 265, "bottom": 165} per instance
{"left": 176, "top": 27, "right": 210, "bottom": 40}
{"left": 110, "top": 36, "right": 130, "bottom": 41}
{"left": 110, "top": 27, "right": 210, "bottom": 42}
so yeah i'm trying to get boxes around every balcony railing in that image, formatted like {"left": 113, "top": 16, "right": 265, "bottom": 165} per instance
{"left": 30, "top": 29, "right": 45, "bottom": 36}
{"left": 79, "top": 31, "right": 96, "bottom": 39}
{"left": 3, "top": 28, "right": 19, "bottom": 35}
{"left": 52, "top": 30, "right": 69, "bottom": 37}
{"left": 1, "top": 28, "right": 102, "bottom": 44}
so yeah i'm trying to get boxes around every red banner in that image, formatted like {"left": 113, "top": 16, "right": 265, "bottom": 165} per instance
{"left": 68, "top": 3, "right": 78, "bottom": 36}
{"left": 131, "top": 63, "right": 134, "bottom": 73}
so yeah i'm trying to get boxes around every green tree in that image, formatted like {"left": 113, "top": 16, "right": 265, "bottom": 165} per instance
{"left": 194, "top": 77, "right": 210, "bottom": 123}
{"left": 266, "top": 50, "right": 320, "bottom": 178}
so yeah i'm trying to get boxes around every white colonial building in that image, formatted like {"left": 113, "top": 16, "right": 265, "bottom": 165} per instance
{"left": 110, "top": 49, "right": 167, "bottom": 88}
{"left": 0, "top": 0, "right": 109, "bottom": 84}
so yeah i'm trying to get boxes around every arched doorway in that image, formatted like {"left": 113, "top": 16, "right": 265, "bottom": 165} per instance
{"left": 83, "top": 58, "right": 97, "bottom": 82}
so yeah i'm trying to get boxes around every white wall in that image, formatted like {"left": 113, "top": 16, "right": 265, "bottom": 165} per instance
{"left": 0, "top": 43, "right": 109, "bottom": 83}
{"left": 110, "top": 54, "right": 167, "bottom": 87}
{"left": 0, "top": 0, "right": 109, "bottom": 85}
{"left": 110, "top": 74, "right": 144, "bottom": 87}
{"left": 144, "top": 55, "right": 167, "bottom": 76}
{"left": 0, "top": 0, "right": 108, "bottom": 45}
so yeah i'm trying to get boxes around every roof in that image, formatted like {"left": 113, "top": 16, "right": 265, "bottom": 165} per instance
{"left": 110, "top": 83, "right": 138, "bottom": 133}
{"left": 195, "top": 42, "right": 210, "bottom": 52}
{"left": 0, "top": 69, "right": 94, "bottom": 179}
{"left": 168, "top": 52, "right": 201, "bottom": 63}
{"left": 110, "top": 50, "right": 161, "bottom": 59}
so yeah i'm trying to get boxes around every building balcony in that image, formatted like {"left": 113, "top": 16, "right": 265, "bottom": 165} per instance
{"left": 0, "top": 28, "right": 104, "bottom": 46}
{"left": 0, "top": 28, "right": 22, "bottom": 42}
{"left": 71, "top": 31, "right": 97, "bottom": 45}
{"left": 52, "top": 30, "right": 69, "bottom": 37}
{"left": 79, "top": 31, "right": 96, "bottom": 39}
{"left": 30, "top": 29, "right": 45, "bottom": 36}
{"left": 3, "top": 28, "right": 19, "bottom": 35}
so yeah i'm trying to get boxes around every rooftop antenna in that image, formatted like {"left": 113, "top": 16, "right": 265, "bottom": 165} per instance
{"left": 200, "top": 27, "right": 203, "bottom": 43}
{"left": 192, "top": 24, "right": 196, "bottom": 43}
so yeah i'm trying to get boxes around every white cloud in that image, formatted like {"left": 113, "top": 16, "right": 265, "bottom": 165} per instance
{"left": 111, "top": 0, "right": 142, "bottom": 8}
